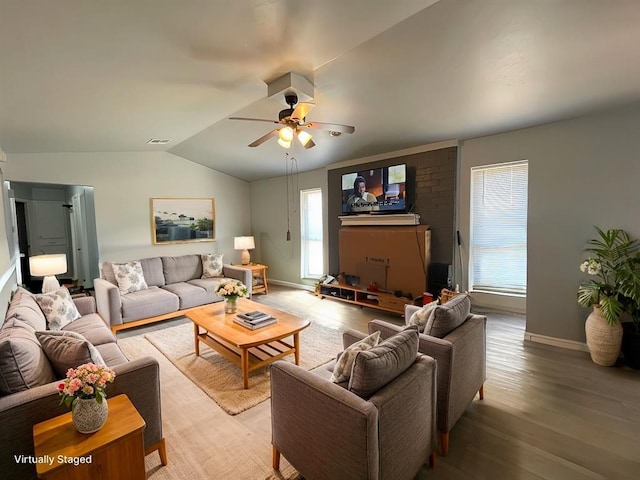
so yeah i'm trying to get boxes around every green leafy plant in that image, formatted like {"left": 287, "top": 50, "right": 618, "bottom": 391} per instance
{"left": 577, "top": 227, "right": 640, "bottom": 324}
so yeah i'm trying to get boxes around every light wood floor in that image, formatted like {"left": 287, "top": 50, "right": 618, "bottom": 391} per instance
{"left": 120, "top": 285, "right": 640, "bottom": 479}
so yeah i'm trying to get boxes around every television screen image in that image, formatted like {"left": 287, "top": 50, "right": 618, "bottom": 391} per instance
{"left": 341, "top": 164, "right": 407, "bottom": 214}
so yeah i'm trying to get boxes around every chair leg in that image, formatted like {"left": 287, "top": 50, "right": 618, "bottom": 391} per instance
{"left": 429, "top": 450, "right": 436, "bottom": 468}
{"left": 479, "top": 384, "right": 484, "bottom": 400}
{"left": 272, "top": 445, "right": 281, "bottom": 470}
{"left": 440, "top": 431, "right": 450, "bottom": 456}
{"left": 145, "top": 438, "right": 168, "bottom": 466}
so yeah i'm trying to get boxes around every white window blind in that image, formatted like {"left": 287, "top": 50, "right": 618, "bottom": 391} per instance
{"left": 470, "top": 161, "right": 528, "bottom": 295}
{"left": 300, "top": 188, "right": 324, "bottom": 279}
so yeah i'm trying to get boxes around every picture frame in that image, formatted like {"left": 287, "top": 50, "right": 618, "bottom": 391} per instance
{"left": 151, "top": 197, "right": 215, "bottom": 244}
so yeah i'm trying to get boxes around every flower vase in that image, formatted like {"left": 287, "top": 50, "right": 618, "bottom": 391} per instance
{"left": 224, "top": 296, "right": 238, "bottom": 314}
{"left": 585, "top": 305, "right": 623, "bottom": 366}
{"left": 72, "top": 397, "right": 109, "bottom": 434}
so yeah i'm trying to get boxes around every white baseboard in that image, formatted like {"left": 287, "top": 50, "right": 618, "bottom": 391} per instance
{"left": 524, "top": 331, "right": 588, "bottom": 352}
{"left": 269, "top": 279, "right": 315, "bottom": 292}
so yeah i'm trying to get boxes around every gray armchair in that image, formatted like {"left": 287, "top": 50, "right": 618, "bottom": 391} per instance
{"left": 368, "top": 296, "right": 486, "bottom": 456}
{"left": 270, "top": 328, "right": 437, "bottom": 480}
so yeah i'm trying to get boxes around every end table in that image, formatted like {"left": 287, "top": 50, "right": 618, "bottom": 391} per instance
{"left": 32, "top": 394, "right": 146, "bottom": 480}
{"left": 242, "top": 263, "right": 269, "bottom": 295}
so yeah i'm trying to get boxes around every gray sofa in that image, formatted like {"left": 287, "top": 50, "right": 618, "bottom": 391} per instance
{"left": 271, "top": 327, "right": 437, "bottom": 480}
{"left": 0, "top": 287, "right": 165, "bottom": 480}
{"left": 94, "top": 254, "right": 252, "bottom": 333}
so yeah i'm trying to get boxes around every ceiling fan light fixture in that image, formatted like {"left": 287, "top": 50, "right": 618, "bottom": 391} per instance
{"left": 278, "top": 126, "right": 294, "bottom": 142}
{"left": 297, "top": 129, "right": 312, "bottom": 146}
{"left": 277, "top": 138, "right": 292, "bottom": 149}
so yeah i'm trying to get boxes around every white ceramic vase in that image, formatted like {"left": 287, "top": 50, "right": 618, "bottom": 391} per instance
{"left": 72, "top": 397, "right": 109, "bottom": 434}
{"left": 585, "top": 305, "right": 623, "bottom": 366}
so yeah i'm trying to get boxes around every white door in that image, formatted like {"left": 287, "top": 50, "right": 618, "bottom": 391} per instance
{"left": 71, "top": 193, "right": 90, "bottom": 288}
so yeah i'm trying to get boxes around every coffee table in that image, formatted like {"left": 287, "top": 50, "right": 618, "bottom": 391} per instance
{"left": 186, "top": 298, "right": 310, "bottom": 389}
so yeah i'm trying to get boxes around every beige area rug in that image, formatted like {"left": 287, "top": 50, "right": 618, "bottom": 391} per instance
{"left": 137, "top": 320, "right": 342, "bottom": 415}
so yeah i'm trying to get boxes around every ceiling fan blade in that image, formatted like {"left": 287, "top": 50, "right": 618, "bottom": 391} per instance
{"left": 248, "top": 129, "right": 279, "bottom": 147}
{"left": 229, "top": 116, "right": 280, "bottom": 124}
{"left": 291, "top": 102, "right": 315, "bottom": 121}
{"left": 303, "top": 121, "right": 355, "bottom": 134}
{"left": 304, "top": 138, "right": 316, "bottom": 149}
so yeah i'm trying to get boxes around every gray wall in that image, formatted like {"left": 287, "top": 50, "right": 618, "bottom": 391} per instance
{"left": 4, "top": 151, "right": 251, "bottom": 266}
{"left": 249, "top": 167, "right": 328, "bottom": 288}
{"left": 459, "top": 103, "right": 640, "bottom": 344}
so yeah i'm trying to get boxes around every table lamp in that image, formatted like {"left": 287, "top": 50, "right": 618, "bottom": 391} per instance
{"left": 234, "top": 236, "right": 255, "bottom": 265}
{"left": 29, "top": 254, "right": 67, "bottom": 293}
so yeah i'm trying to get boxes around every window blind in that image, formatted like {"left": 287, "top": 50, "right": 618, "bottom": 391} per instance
{"left": 470, "top": 161, "right": 528, "bottom": 295}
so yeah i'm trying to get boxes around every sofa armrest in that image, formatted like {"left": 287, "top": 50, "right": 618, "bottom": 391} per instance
{"left": 73, "top": 295, "right": 96, "bottom": 316}
{"left": 270, "top": 361, "right": 379, "bottom": 479}
{"left": 222, "top": 264, "right": 253, "bottom": 295}
{"left": 0, "top": 356, "right": 163, "bottom": 480}
{"left": 94, "top": 278, "right": 123, "bottom": 327}
{"left": 405, "top": 304, "right": 420, "bottom": 324}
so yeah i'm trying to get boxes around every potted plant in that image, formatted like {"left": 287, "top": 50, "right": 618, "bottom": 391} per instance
{"left": 618, "top": 255, "right": 640, "bottom": 369}
{"left": 577, "top": 227, "right": 639, "bottom": 366}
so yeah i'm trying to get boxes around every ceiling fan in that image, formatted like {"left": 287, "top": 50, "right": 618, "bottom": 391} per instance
{"left": 229, "top": 93, "right": 355, "bottom": 149}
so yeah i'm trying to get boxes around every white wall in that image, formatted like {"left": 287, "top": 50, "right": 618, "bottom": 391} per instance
{"left": 459, "top": 103, "right": 640, "bottom": 345}
{"left": 4, "top": 152, "right": 251, "bottom": 266}
{"left": 250, "top": 168, "right": 327, "bottom": 288}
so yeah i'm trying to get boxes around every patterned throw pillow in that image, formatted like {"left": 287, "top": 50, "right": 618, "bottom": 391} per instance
{"left": 33, "top": 288, "right": 81, "bottom": 330}
{"left": 201, "top": 253, "right": 224, "bottom": 278}
{"left": 408, "top": 300, "right": 440, "bottom": 333}
{"left": 112, "top": 261, "right": 148, "bottom": 295}
{"left": 330, "top": 331, "right": 381, "bottom": 383}
{"left": 35, "top": 330, "right": 106, "bottom": 377}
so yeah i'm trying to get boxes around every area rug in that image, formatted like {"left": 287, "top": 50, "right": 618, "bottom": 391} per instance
{"left": 133, "top": 320, "right": 342, "bottom": 415}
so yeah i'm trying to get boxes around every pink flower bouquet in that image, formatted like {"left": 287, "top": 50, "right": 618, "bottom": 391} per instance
{"left": 57, "top": 362, "right": 116, "bottom": 408}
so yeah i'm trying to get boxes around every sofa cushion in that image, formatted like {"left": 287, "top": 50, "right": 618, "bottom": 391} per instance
{"left": 139, "top": 257, "right": 165, "bottom": 287}
{"left": 120, "top": 286, "right": 180, "bottom": 323}
{"left": 63, "top": 314, "right": 116, "bottom": 346}
{"left": 35, "top": 330, "right": 106, "bottom": 377}
{"left": 95, "top": 342, "right": 129, "bottom": 367}
{"left": 0, "top": 319, "right": 56, "bottom": 395}
{"left": 424, "top": 293, "right": 471, "bottom": 338}
{"left": 162, "top": 254, "right": 202, "bottom": 284}
{"left": 187, "top": 277, "right": 225, "bottom": 294}
{"left": 4, "top": 287, "right": 47, "bottom": 331}
{"left": 33, "top": 288, "right": 81, "bottom": 330}
{"left": 330, "top": 331, "right": 380, "bottom": 383}
{"left": 161, "top": 282, "right": 212, "bottom": 309}
{"left": 408, "top": 300, "right": 440, "bottom": 333}
{"left": 348, "top": 326, "right": 419, "bottom": 399}
{"left": 201, "top": 253, "right": 224, "bottom": 278}
{"left": 112, "top": 261, "right": 149, "bottom": 295}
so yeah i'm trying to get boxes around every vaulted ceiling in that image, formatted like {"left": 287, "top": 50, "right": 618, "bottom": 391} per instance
{"left": 1, "top": 1, "right": 640, "bottom": 181}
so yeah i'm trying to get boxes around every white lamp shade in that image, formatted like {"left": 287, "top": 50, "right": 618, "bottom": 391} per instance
{"left": 29, "top": 254, "right": 67, "bottom": 277}
{"left": 234, "top": 236, "right": 255, "bottom": 250}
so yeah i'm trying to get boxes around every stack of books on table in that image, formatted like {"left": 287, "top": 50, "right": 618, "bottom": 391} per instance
{"left": 234, "top": 310, "right": 277, "bottom": 330}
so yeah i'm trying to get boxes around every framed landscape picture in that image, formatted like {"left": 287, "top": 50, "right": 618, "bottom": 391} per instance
{"left": 151, "top": 197, "right": 215, "bottom": 244}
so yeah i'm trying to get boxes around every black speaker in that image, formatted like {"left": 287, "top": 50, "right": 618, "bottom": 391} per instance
{"left": 428, "top": 263, "right": 452, "bottom": 295}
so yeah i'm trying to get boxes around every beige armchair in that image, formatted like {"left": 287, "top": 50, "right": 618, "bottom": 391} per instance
{"left": 270, "top": 328, "right": 437, "bottom": 480}
{"left": 368, "top": 295, "right": 486, "bottom": 456}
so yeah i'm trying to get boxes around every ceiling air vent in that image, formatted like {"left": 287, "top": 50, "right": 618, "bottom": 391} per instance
{"left": 146, "top": 139, "right": 172, "bottom": 145}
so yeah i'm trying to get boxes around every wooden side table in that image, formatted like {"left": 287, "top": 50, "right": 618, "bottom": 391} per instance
{"left": 242, "top": 263, "right": 269, "bottom": 295}
{"left": 33, "top": 394, "right": 146, "bottom": 480}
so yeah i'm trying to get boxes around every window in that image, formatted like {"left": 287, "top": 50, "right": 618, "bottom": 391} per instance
{"left": 470, "top": 161, "right": 528, "bottom": 295}
{"left": 300, "top": 188, "right": 323, "bottom": 279}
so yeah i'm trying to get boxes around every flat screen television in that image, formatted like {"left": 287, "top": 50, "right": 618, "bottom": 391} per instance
{"left": 341, "top": 163, "right": 407, "bottom": 214}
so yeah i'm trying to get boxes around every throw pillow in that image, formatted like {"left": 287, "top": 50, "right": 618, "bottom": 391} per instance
{"left": 424, "top": 293, "right": 471, "bottom": 338}
{"left": 112, "top": 261, "right": 148, "bottom": 295}
{"left": 201, "top": 253, "right": 224, "bottom": 278}
{"left": 0, "top": 319, "right": 57, "bottom": 394}
{"left": 348, "top": 325, "right": 419, "bottom": 399}
{"left": 33, "top": 287, "right": 81, "bottom": 330}
{"left": 36, "top": 330, "right": 106, "bottom": 377}
{"left": 330, "top": 331, "right": 381, "bottom": 383}
{"left": 408, "top": 300, "right": 440, "bottom": 333}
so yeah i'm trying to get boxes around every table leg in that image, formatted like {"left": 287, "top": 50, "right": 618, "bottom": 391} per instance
{"left": 194, "top": 323, "right": 200, "bottom": 356}
{"left": 241, "top": 348, "right": 249, "bottom": 389}
{"left": 294, "top": 333, "right": 300, "bottom": 365}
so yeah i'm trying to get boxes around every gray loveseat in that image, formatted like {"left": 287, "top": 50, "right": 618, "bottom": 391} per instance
{"left": 0, "top": 287, "right": 165, "bottom": 480}
{"left": 94, "top": 254, "right": 252, "bottom": 333}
